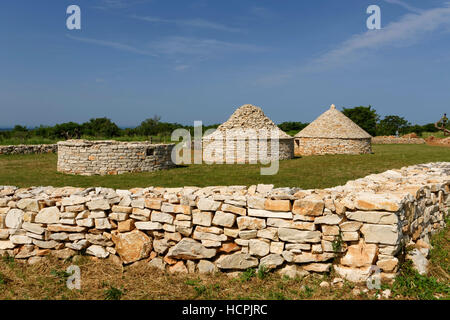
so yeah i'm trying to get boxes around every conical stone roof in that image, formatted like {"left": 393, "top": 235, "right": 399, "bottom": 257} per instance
{"left": 203, "top": 104, "right": 292, "bottom": 140}
{"left": 295, "top": 104, "right": 372, "bottom": 139}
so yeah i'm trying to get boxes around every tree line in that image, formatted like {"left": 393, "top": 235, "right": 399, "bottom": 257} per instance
{"left": 0, "top": 106, "right": 443, "bottom": 144}
{"left": 0, "top": 117, "right": 221, "bottom": 143}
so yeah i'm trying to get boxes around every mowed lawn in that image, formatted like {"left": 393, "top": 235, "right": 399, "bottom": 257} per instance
{"left": 0, "top": 144, "right": 449, "bottom": 189}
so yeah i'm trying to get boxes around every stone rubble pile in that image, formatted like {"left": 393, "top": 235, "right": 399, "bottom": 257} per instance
{"left": 214, "top": 104, "right": 290, "bottom": 137}
{"left": 0, "top": 162, "right": 448, "bottom": 282}
{"left": 0, "top": 144, "right": 57, "bottom": 155}
{"left": 372, "top": 136, "right": 426, "bottom": 145}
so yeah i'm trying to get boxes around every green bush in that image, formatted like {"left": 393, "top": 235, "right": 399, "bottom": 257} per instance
{"left": 104, "top": 286, "right": 124, "bottom": 300}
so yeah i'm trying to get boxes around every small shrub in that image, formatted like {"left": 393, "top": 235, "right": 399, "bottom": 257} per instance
{"left": 194, "top": 285, "right": 207, "bottom": 296}
{"left": 240, "top": 268, "right": 256, "bottom": 282}
{"left": 185, "top": 279, "right": 201, "bottom": 286}
{"left": 299, "top": 285, "right": 314, "bottom": 299}
{"left": 257, "top": 265, "right": 269, "bottom": 280}
{"left": 104, "top": 286, "right": 124, "bottom": 300}
{"left": 2, "top": 254, "right": 15, "bottom": 268}
{"left": 267, "top": 290, "right": 286, "bottom": 300}
{"left": 50, "top": 269, "right": 71, "bottom": 284}
{"left": 0, "top": 272, "right": 7, "bottom": 285}
{"left": 332, "top": 232, "right": 343, "bottom": 253}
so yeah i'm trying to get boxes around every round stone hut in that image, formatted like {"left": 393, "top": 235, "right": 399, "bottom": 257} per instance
{"left": 202, "top": 104, "right": 294, "bottom": 163}
{"left": 294, "top": 104, "right": 372, "bottom": 156}
{"left": 57, "top": 140, "right": 175, "bottom": 176}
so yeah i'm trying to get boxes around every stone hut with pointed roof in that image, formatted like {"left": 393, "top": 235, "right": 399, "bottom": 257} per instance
{"left": 202, "top": 104, "right": 294, "bottom": 163}
{"left": 294, "top": 104, "right": 372, "bottom": 156}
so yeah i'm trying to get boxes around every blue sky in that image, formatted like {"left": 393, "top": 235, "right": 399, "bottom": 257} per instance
{"left": 0, "top": 0, "right": 449, "bottom": 128}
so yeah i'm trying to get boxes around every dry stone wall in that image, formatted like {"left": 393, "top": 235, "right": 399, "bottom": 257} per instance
{"left": 57, "top": 140, "right": 175, "bottom": 176}
{"left": 0, "top": 144, "right": 57, "bottom": 155}
{"left": 294, "top": 138, "right": 372, "bottom": 156}
{"left": 372, "top": 136, "right": 426, "bottom": 144}
{"left": 0, "top": 162, "right": 448, "bottom": 282}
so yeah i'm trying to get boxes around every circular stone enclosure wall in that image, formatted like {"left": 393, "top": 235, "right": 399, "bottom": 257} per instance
{"left": 57, "top": 140, "right": 175, "bottom": 176}
{"left": 294, "top": 137, "right": 372, "bottom": 156}
{"left": 202, "top": 138, "right": 294, "bottom": 163}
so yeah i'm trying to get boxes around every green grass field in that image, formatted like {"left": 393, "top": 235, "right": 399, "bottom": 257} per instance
{"left": 0, "top": 144, "right": 449, "bottom": 189}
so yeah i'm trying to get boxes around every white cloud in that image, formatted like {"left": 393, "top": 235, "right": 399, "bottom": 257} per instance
{"left": 253, "top": 2, "right": 450, "bottom": 86}
{"left": 131, "top": 15, "right": 241, "bottom": 32}
{"left": 173, "top": 64, "right": 190, "bottom": 71}
{"left": 310, "top": 3, "right": 450, "bottom": 69}
{"left": 94, "top": 0, "right": 151, "bottom": 10}
{"left": 147, "top": 36, "right": 264, "bottom": 56}
{"left": 66, "top": 34, "right": 157, "bottom": 56}
{"left": 383, "top": 0, "right": 424, "bottom": 13}
{"left": 249, "top": 6, "right": 275, "bottom": 19}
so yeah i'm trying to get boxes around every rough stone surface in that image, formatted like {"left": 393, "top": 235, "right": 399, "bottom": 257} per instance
{"left": 35, "top": 207, "right": 60, "bottom": 224}
{"left": 260, "top": 254, "right": 284, "bottom": 269}
{"left": 167, "top": 238, "right": 216, "bottom": 260}
{"left": 248, "top": 239, "right": 270, "bottom": 257}
{"left": 216, "top": 253, "right": 259, "bottom": 270}
{"left": 6, "top": 209, "right": 25, "bottom": 229}
{"left": 197, "top": 260, "right": 217, "bottom": 274}
{"left": 278, "top": 228, "right": 321, "bottom": 243}
{"left": 340, "top": 240, "right": 378, "bottom": 268}
{"left": 111, "top": 230, "right": 152, "bottom": 264}
{"left": 360, "top": 224, "right": 400, "bottom": 245}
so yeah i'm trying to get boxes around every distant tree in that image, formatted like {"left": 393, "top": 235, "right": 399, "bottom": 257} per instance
{"left": 11, "top": 125, "right": 29, "bottom": 142}
{"left": 342, "top": 106, "right": 379, "bottom": 136}
{"left": 122, "top": 127, "right": 138, "bottom": 136}
{"left": 82, "top": 118, "right": 120, "bottom": 138}
{"left": 278, "top": 122, "right": 309, "bottom": 133}
{"left": 421, "top": 123, "right": 439, "bottom": 133}
{"left": 376, "top": 115, "right": 410, "bottom": 136}
{"left": 136, "top": 115, "right": 162, "bottom": 136}
{"left": 34, "top": 125, "right": 53, "bottom": 139}
{"left": 53, "top": 122, "right": 82, "bottom": 139}
{"left": 12, "top": 125, "right": 28, "bottom": 132}
{"left": 402, "top": 124, "right": 425, "bottom": 136}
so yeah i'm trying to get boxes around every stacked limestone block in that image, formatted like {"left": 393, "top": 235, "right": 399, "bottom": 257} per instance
{"left": 372, "top": 136, "right": 426, "bottom": 144}
{"left": 202, "top": 104, "right": 294, "bottom": 163}
{"left": 57, "top": 140, "right": 175, "bottom": 176}
{"left": 295, "top": 105, "right": 372, "bottom": 156}
{"left": 0, "top": 162, "right": 448, "bottom": 282}
{"left": 0, "top": 144, "right": 57, "bottom": 155}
